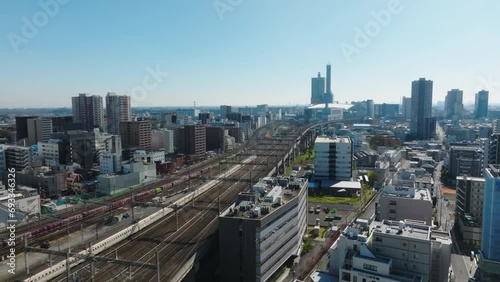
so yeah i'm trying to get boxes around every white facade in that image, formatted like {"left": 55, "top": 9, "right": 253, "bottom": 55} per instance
{"left": 379, "top": 185, "right": 433, "bottom": 225}
{"left": 314, "top": 136, "right": 353, "bottom": 181}
{"left": 133, "top": 150, "right": 165, "bottom": 163}
{"left": 329, "top": 219, "right": 451, "bottom": 282}
{"left": 37, "top": 141, "right": 61, "bottom": 166}
{"left": 99, "top": 153, "right": 121, "bottom": 174}
{"left": 97, "top": 161, "right": 156, "bottom": 195}
{"left": 151, "top": 130, "right": 174, "bottom": 153}
{"left": 27, "top": 117, "right": 53, "bottom": 146}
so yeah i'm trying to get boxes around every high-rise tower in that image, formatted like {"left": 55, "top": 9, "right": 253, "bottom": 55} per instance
{"left": 310, "top": 73, "right": 325, "bottom": 104}
{"left": 106, "top": 92, "right": 131, "bottom": 135}
{"left": 445, "top": 89, "right": 463, "bottom": 119}
{"left": 72, "top": 93, "right": 104, "bottom": 132}
{"left": 324, "top": 64, "right": 333, "bottom": 103}
{"left": 475, "top": 90, "right": 489, "bottom": 119}
{"left": 410, "top": 78, "right": 434, "bottom": 140}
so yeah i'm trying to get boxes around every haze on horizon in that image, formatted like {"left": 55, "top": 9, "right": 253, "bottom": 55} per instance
{"left": 1, "top": 0, "right": 499, "bottom": 108}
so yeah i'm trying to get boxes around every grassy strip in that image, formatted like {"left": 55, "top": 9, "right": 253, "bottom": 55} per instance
{"left": 284, "top": 146, "right": 314, "bottom": 176}
{"left": 308, "top": 195, "right": 361, "bottom": 205}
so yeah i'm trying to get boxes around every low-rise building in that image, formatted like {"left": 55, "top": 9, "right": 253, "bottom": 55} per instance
{"left": 379, "top": 185, "right": 433, "bottom": 225}
{"left": 329, "top": 219, "right": 451, "bottom": 282}
{"left": 97, "top": 161, "right": 156, "bottom": 195}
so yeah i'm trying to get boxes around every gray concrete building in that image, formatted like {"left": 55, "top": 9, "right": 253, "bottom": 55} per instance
{"left": 379, "top": 185, "right": 433, "bottom": 225}
{"left": 455, "top": 176, "right": 484, "bottom": 245}
{"left": 219, "top": 177, "right": 308, "bottom": 282}
{"left": 448, "top": 146, "right": 483, "bottom": 184}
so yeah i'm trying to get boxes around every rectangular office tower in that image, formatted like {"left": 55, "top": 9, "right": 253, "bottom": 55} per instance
{"left": 481, "top": 165, "right": 500, "bottom": 275}
{"left": 311, "top": 72, "right": 325, "bottom": 104}
{"left": 72, "top": 93, "right": 104, "bottom": 132}
{"left": 105, "top": 92, "right": 131, "bottom": 134}
{"left": 444, "top": 89, "right": 463, "bottom": 119}
{"left": 475, "top": 90, "right": 489, "bottom": 119}
{"left": 314, "top": 136, "right": 353, "bottom": 181}
{"left": 120, "top": 121, "right": 152, "bottom": 152}
{"left": 219, "top": 178, "right": 308, "bottom": 282}
{"left": 410, "top": 78, "right": 434, "bottom": 140}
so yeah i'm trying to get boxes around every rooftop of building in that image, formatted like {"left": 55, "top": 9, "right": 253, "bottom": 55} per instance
{"left": 320, "top": 180, "right": 361, "bottom": 190}
{"left": 486, "top": 164, "right": 500, "bottom": 178}
{"left": 381, "top": 186, "right": 432, "bottom": 202}
{"left": 309, "top": 270, "right": 339, "bottom": 282}
{"left": 315, "top": 136, "right": 351, "bottom": 144}
{"left": 223, "top": 177, "right": 307, "bottom": 219}
{"left": 370, "top": 219, "right": 431, "bottom": 241}
{"left": 308, "top": 103, "right": 354, "bottom": 110}
{"left": 455, "top": 176, "right": 485, "bottom": 182}
{"left": 450, "top": 146, "right": 481, "bottom": 152}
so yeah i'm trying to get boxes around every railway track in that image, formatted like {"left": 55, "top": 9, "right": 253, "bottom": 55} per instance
{"left": 18, "top": 123, "right": 310, "bottom": 281}
{"left": 50, "top": 135, "right": 299, "bottom": 281}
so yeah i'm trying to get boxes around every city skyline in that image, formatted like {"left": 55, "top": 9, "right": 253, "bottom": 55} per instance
{"left": 1, "top": 1, "right": 500, "bottom": 108}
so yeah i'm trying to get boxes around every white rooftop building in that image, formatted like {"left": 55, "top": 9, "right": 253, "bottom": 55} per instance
{"left": 379, "top": 185, "right": 433, "bottom": 225}
{"left": 314, "top": 136, "right": 353, "bottom": 181}
{"left": 329, "top": 219, "right": 451, "bottom": 282}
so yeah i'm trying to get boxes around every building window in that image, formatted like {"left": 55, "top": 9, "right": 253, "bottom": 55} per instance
{"left": 363, "top": 263, "right": 377, "bottom": 272}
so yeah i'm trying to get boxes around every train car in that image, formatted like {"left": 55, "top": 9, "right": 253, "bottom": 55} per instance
{"left": 135, "top": 190, "right": 153, "bottom": 201}
{"left": 154, "top": 187, "right": 162, "bottom": 194}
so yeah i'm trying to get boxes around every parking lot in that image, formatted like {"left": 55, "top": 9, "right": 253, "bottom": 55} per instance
{"left": 306, "top": 203, "right": 351, "bottom": 228}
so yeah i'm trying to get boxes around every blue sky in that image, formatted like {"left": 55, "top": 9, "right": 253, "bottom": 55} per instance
{"left": 1, "top": 0, "right": 500, "bottom": 108}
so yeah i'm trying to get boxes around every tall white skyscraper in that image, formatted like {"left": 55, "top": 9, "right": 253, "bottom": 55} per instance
{"left": 105, "top": 92, "right": 131, "bottom": 134}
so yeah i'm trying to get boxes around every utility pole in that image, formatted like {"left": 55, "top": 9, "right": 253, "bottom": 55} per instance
{"left": 131, "top": 188, "right": 135, "bottom": 223}
{"left": 175, "top": 205, "right": 179, "bottom": 231}
{"left": 24, "top": 236, "right": 29, "bottom": 275}
{"left": 156, "top": 250, "right": 161, "bottom": 282}
{"left": 188, "top": 165, "right": 192, "bottom": 191}
{"left": 66, "top": 250, "right": 71, "bottom": 282}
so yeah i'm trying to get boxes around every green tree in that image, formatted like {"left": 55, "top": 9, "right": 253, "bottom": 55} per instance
{"left": 367, "top": 171, "right": 381, "bottom": 187}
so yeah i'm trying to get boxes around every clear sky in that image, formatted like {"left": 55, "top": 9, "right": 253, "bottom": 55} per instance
{"left": 1, "top": 0, "right": 500, "bottom": 108}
